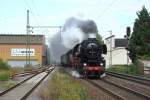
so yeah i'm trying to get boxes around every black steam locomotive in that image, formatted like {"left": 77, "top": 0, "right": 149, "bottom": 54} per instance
{"left": 61, "top": 37, "right": 107, "bottom": 78}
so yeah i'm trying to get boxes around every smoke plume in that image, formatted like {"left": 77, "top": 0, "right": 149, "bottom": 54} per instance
{"left": 62, "top": 17, "right": 98, "bottom": 48}
{"left": 49, "top": 17, "right": 98, "bottom": 63}
{"left": 49, "top": 32, "right": 68, "bottom": 63}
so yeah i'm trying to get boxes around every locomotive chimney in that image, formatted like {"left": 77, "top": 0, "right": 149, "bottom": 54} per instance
{"left": 88, "top": 33, "right": 96, "bottom": 38}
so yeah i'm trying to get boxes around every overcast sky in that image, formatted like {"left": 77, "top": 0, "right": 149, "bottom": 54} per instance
{"left": 0, "top": 0, "right": 150, "bottom": 39}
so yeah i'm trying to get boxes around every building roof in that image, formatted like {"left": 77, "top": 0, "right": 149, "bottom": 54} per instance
{"left": 0, "top": 34, "right": 44, "bottom": 44}
{"left": 115, "top": 38, "right": 128, "bottom": 47}
{"left": 105, "top": 35, "right": 115, "bottom": 40}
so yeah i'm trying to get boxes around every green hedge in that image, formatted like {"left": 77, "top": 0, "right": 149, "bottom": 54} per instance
{"left": 0, "top": 59, "right": 10, "bottom": 70}
{"left": 139, "top": 54, "right": 150, "bottom": 60}
{"left": 24, "top": 64, "right": 33, "bottom": 71}
{"left": 106, "top": 64, "right": 142, "bottom": 75}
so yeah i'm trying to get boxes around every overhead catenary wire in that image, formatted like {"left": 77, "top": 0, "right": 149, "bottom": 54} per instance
{"left": 23, "top": 0, "right": 61, "bottom": 34}
{"left": 23, "top": 0, "right": 40, "bottom": 26}
{"left": 31, "top": 0, "right": 41, "bottom": 25}
{"left": 95, "top": 0, "right": 118, "bottom": 20}
{"left": 31, "top": 0, "right": 40, "bottom": 17}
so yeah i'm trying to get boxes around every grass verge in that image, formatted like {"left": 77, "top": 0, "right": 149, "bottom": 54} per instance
{"left": 38, "top": 69, "right": 91, "bottom": 100}
{"left": 0, "top": 81, "right": 16, "bottom": 90}
{"left": 0, "top": 70, "right": 10, "bottom": 81}
{"left": 0, "top": 67, "right": 24, "bottom": 81}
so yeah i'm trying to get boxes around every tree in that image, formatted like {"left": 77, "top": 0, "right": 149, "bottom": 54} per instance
{"left": 96, "top": 33, "right": 103, "bottom": 44}
{"left": 129, "top": 6, "right": 150, "bottom": 63}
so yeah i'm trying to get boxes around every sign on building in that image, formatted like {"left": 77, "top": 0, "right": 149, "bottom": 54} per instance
{"left": 11, "top": 48, "right": 35, "bottom": 56}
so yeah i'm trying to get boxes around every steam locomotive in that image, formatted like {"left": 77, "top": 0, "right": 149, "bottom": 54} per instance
{"left": 61, "top": 37, "right": 107, "bottom": 78}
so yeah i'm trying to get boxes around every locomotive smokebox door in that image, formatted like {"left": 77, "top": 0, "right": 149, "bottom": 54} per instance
{"left": 102, "top": 44, "right": 107, "bottom": 54}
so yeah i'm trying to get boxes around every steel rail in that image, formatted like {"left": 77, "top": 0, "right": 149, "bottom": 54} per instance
{"left": 11, "top": 66, "right": 50, "bottom": 78}
{"left": 0, "top": 65, "right": 51, "bottom": 96}
{"left": 86, "top": 79, "right": 124, "bottom": 100}
{"left": 106, "top": 71, "right": 150, "bottom": 86}
{"left": 0, "top": 72, "right": 40, "bottom": 96}
{"left": 101, "top": 79, "right": 150, "bottom": 100}
{"left": 21, "top": 66, "right": 55, "bottom": 100}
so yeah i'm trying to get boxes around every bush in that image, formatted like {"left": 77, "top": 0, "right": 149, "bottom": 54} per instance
{"left": 24, "top": 64, "right": 33, "bottom": 71}
{"left": 139, "top": 54, "right": 150, "bottom": 60}
{"left": 106, "top": 64, "right": 142, "bottom": 75}
{"left": 10, "top": 67, "right": 24, "bottom": 76}
{"left": 106, "top": 65, "right": 128, "bottom": 74}
{"left": 0, "top": 70, "right": 10, "bottom": 81}
{"left": 128, "top": 64, "right": 142, "bottom": 75}
{"left": 0, "top": 59, "right": 10, "bottom": 70}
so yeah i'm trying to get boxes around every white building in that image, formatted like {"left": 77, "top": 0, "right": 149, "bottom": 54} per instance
{"left": 104, "top": 36, "right": 132, "bottom": 68}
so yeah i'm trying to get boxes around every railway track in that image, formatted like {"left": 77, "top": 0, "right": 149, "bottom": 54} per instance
{"left": 106, "top": 71, "right": 150, "bottom": 86}
{"left": 55, "top": 68, "right": 150, "bottom": 100}
{"left": 0, "top": 65, "right": 55, "bottom": 100}
{"left": 87, "top": 79, "right": 150, "bottom": 100}
{"left": 11, "top": 65, "right": 50, "bottom": 78}
{"left": 85, "top": 71, "right": 150, "bottom": 100}
{"left": 86, "top": 79, "right": 124, "bottom": 100}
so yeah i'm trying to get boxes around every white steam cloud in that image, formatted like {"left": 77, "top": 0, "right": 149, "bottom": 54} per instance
{"left": 62, "top": 27, "right": 86, "bottom": 49}
{"left": 49, "top": 17, "right": 98, "bottom": 63}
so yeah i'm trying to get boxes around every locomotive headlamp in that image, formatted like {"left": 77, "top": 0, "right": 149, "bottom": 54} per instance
{"left": 100, "top": 63, "right": 103, "bottom": 66}
{"left": 83, "top": 63, "right": 87, "bottom": 66}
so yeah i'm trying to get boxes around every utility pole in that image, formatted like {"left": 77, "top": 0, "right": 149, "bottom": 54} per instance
{"left": 26, "top": 10, "right": 30, "bottom": 66}
{"left": 109, "top": 30, "right": 112, "bottom": 67}
{"left": 25, "top": 10, "right": 62, "bottom": 66}
{"left": 105, "top": 32, "right": 114, "bottom": 67}
{"left": 30, "top": 25, "right": 62, "bottom": 65}
{"left": 59, "top": 26, "right": 62, "bottom": 41}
